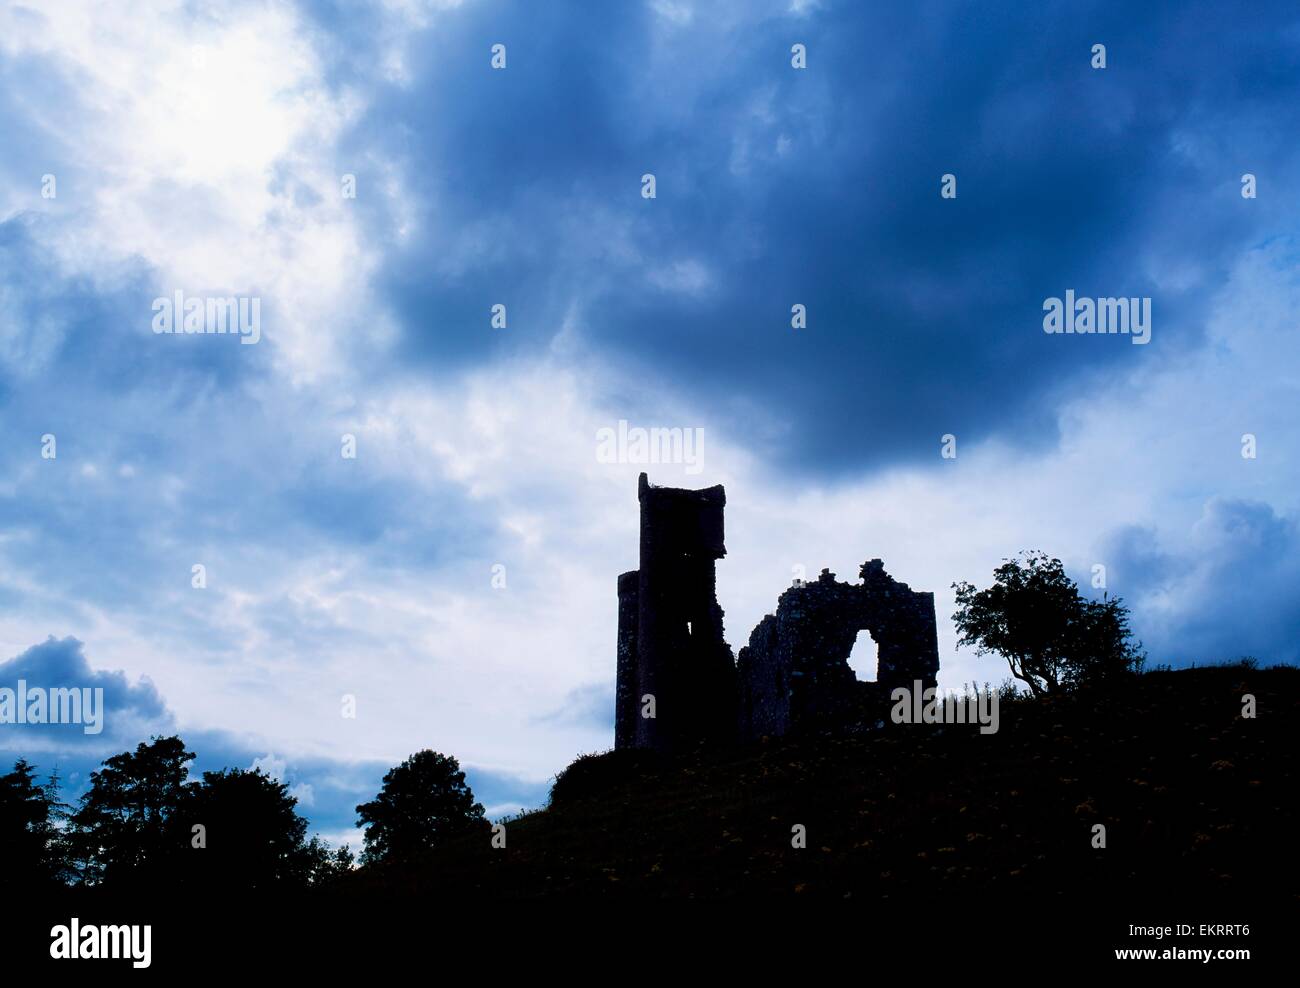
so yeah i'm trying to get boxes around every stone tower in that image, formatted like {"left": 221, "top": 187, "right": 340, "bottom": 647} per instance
{"left": 615, "top": 473, "right": 736, "bottom": 752}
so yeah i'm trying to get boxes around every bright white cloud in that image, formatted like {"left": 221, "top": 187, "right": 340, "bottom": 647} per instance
{"left": 0, "top": 0, "right": 381, "bottom": 383}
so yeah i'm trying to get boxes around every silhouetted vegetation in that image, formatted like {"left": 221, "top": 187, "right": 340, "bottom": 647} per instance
{"left": 304, "top": 837, "right": 357, "bottom": 885}
{"left": 0, "top": 735, "right": 356, "bottom": 893}
{"left": 952, "top": 551, "right": 1144, "bottom": 695}
{"left": 354, "top": 749, "right": 488, "bottom": 867}
{"left": 0, "top": 759, "right": 70, "bottom": 890}
{"left": 183, "top": 767, "right": 319, "bottom": 889}
{"left": 549, "top": 748, "right": 667, "bottom": 808}
{"left": 67, "top": 736, "right": 196, "bottom": 887}
{"left": 0, "top": 738, "right": 500, "bottom": 893}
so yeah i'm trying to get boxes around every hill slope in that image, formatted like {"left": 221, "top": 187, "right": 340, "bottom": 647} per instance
{"left": 354, "top": 666, "right": 1298, "bottom": 901}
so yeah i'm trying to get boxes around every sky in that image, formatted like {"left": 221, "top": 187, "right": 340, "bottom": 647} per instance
{"left": 2, "top": 0, "right": 1298, "bottom": 849}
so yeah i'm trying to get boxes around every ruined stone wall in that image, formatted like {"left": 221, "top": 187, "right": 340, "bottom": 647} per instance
{"left": 614, "top": 570, "right": 640, "bottom": 750}
{"left": 736, "top": 561, "right": 939, "bottom": 743}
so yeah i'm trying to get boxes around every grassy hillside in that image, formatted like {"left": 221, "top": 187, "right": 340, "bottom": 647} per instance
{"left": 351, "top": 665, "right": 1298, "bottom": 901}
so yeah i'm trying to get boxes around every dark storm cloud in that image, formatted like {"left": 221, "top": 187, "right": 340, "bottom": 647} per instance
{"left": 0, "top": 636, "right": 171, "bottom": 748}
{"left": 331, "top": 0, "right": 1300, "bottom": 476}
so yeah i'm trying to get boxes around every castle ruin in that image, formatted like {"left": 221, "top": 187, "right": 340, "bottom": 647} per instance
{"left": 615, "top": 473, "right": 940, "bottom": 752}
{"left": 615, "top": 473, "right": 735, "bottom": 752}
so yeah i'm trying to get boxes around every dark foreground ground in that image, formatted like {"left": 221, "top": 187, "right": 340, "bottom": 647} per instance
{"left": 9, "top": 665, "right": 1296, "bottom": 972}
{"left": 360, "top": 665, "right": 1297, "bottom": 900}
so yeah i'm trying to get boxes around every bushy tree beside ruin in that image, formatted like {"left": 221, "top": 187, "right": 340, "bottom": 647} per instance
{"left": 355, "top": 750, "right": 488, "bottom": 866}
{"left": 952, "top": 552, "right": 1144, "bottom": 696}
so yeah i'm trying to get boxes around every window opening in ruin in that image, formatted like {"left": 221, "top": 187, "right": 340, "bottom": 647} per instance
{"left": 846, "top": 629, "right": 878, "bottom": 682}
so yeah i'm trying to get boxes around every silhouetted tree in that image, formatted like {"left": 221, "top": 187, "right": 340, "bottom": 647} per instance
{"left": 23, "top": 735, "right": 355, "bottom": 890}
{"left": 953, "top": 551, "right": 1143, "bottom": 696}
{"left": 304, "top": 837, "right": 356, "bottom": 886}
{"left": 68, "top": 735, "right": 196, "bottom": 886}
{"left": 0, "top": 759, "right": 69, "bottom": 889}
{"left": 181, "top": 767, "right": 319, "bottom": 889}
{"left": 356, "top": 750, "right": 487, "bottom": 866}
{"left": 1072, "top": 592, "right": 1145, "bottom": 684}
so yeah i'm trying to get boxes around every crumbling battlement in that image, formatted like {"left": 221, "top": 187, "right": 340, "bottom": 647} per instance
{"left": 615, "top": 475, "right": 940, "bottom": 753}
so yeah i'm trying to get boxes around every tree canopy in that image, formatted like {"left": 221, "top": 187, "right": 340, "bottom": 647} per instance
{"left": 952, "top": 551, "right": 1144, "bottom": 696}
{"left": 356, "top": 749, "right": 487, "bottom": 866}
{"left": 68, "top": 735, "right": 196, "bottom": 887}
{"left": 183, "top": 767, "right": 317, "bottom": 889}
{"left": 0, "top": 758, "right": 69, "bottom": 889}
{"left": 6, "top": 735, "right": 357, "bottom": 891}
